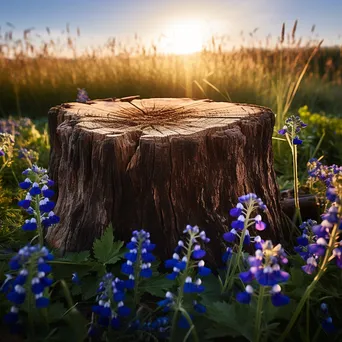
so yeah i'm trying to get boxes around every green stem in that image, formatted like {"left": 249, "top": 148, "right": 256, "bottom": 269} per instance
{"left": 10, "top": 166, "right": 19, "bottom": 184}
{"left": 254, "top": 286, "right": 265, "bottom": 342}
{"left": 133, "top": 236, "right": 142, "bottom": 307}
{"left": 60, "top": 279, "right": 74, "bottom": 308}
{"left": 170, "top": 234, "right": 195, "bottom": 342}
{"left": 34, "top": 195, "right": 44, "bottom": 246}
{"left": 279, "top": 206, "right": 341, "bottom": 342}
{"left": 223, "top": 203, "right": 254, "bottom": 293}
{"left": 306, "top": 296, "right": 310, "bottom": 342}
{"left": 27, "top": 258, "right": 36, "bottom": 340}
{"left": 179, "top": 307, "right": 199, "bottom": 342}
{"left": 0, "top": 158, "right": 10, "bottom": 175}
{"left": 293, "top": 143, "right": 302, "bottom": 224}
{"left": 170, "top": 309, "right": 179, "bottom": 342}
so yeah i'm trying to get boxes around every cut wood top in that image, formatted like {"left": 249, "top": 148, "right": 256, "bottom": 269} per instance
{"left": 57, "top": 98, "right": 273, "bottom": 138}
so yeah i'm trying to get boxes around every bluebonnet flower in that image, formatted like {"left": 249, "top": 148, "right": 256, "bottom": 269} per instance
{"left": 0, "top": 133, "right": 14, "bottom": 159}
{"left": 161, "top": 225, "right": 210, "bottom": 331}
{"left": 72, "top": 273, "right": 81, "bottom": 285}
{"left": 92, "top": 273, "right": 130, "bottom": 330}
{"left": 18, "top": 166, "right": 60, "bottom": 231}
{"left": 297, "top": 202, "right": 341, "bottom": 275}
{"left": 307, "top": 159, "right": 342, "bottom": 190}
{"left": 332, "top": 242, "right": 342, "bottom": 268}
{"left": 0, "top": 118, "right": 32, "bottom": 136}
{"left": 277, "top": 115, "right": 307, "bottom": 145}
{"left": 129, "top": 316, "right": 170, "bottom": 339}
{"left": 320, "top": 303, "right": 336, "bottom": 333}
{"left": 236, "top": 285, "right": 254, "bottom": 304}
{"left": 164, "top": 225, "right": 210, "bottom": 286}
{"left": 121, "top": 230, "right": 156, "bottom": 289}
{"left": 223, "top": 194, "right": 267, "bottom": 248}
{"left": 76, "top": 88, "right": 90, "bottom": 103}
{"left": 157, "top": 291, "right": 174, "bottom": 313}
{"left": 18, "top": 148, "right": 38, "bottom": 162}
{"left": 4, "top": 245, "right": 53, "bottom": 328}
{"left": 295, "top": 220, "right": 317, "bottom": 261}
{"left": 270, "top": 284, "right": 290, "bottom": 306}
{"left": 238, "top": 240, "right": 290, "bottom": 307}
{"left": 222, "top": 247, "right": 232, "bottom": 263}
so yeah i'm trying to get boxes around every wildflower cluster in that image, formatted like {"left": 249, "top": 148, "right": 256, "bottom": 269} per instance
{"left": 91, "top": 273, "right": 130, "bottom": 331}
{"left": 121, "top": 230, "right": 156, "bottom": 292}
{"left": 278, "top": 115, "right": 307, "bottom": 145}
{"left": 18, "top": 165, "right": 59, "bottom": 235}
{"left": 307, "top": 158, "right": 342, "bottom": 203}
{"left": 223, "top": 193, "right": 267, "bottom": 247}
{"left": 0, "top": 132, "right": 14, "bottom": 158}
{"left": 4, "top": 245, "right": 53, "bottom": 329}
{"left": 0, "top": 118, "right": 32, "bottom": 136}
{"left": 158, "top": 225, "right": 210, "bottom": 335}
{"left": 129, "top": 316, "right": 169, "bottom": 339}
{"left": 294, "top": 219, "right": 317, "bottom": 263}
{"left": 307, "top": 159, "right": 342, "bottom": 187}
{"left": 297, "top": 169, "right": 342, "bottom": 274}
{"left": 298, "top": 205, "right": 341, "bottom": 273}
{"left": 76, "top": 88, "right": 90, "bottom": 103}
{"left": 18, "top": 148, "right": 38, "bottom": 163}
{"left": 237, "top": 240, "right": 290, "bottom": 307}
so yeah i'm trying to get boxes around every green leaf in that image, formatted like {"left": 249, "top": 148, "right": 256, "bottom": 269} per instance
{"left": 62, "top": 251, "right": 90, "bottom": 262}
{"left": 206, "top": 301, "right": 254, "bottom": 341}
{"left": 80, "top": 275, "right": 100, "bottom": 300}
{"left": 200, "top": 274, "right": 222, "bottom": 305}
{"left": 140, "top": 274, "right": 174, "bottom": 297}
{"left": 205, "top": 325, "right": 237, "bottom": 340}
{"left": 48, "top": 301, "right": 67, "bottom": 323}
{"left": 93, "top": 224, "right": 124, "bottom": 264}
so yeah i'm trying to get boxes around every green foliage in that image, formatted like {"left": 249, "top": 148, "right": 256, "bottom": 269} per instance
{"left": 93, "top": 224, "right": 124, "bottom": 264}
{"left": 206, "top": 301, "right": 254, "bottom": 340}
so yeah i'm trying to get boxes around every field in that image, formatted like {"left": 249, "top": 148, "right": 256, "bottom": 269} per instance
{"left": 0, "top": 22, "right": 342, "bottom": 342}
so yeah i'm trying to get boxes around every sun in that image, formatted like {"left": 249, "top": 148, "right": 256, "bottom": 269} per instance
{"left": 160, "top": 19, "right": 206, "bottom": 55}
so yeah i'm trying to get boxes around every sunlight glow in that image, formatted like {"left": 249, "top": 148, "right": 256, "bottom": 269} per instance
{"left": 159, "top": 19, "right": 207, "bottom": 54}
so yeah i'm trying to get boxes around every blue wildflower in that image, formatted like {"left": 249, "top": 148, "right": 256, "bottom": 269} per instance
{"left": 5, "top": 245, "right": 53, "bottom": 328}
{"left": 19, "top": 178, "right": 32, "bottom": 190}
{"left": 18, "top": 166, "right": 59, "bottom": 232}
{"left": 92, "top": 273, "right": 130, "bottom": 330}
{"left": 193, "top": 300, "right": 206, "bottom": 313}
{"left": 222, "top": 247, "right": 232, "bottom": 263}
{"left": 320, "top": 303, "right": 336, "bottom": 333}
{"left": 293, "top": 136, "right": 302, "bottom": 145}
{"left": 197, "top": 260, "right": 211, "bottom": 276}
{"left": 121, "top": 230, "right": 155, "bottom": 283}
{"left": 236, "top": 285, "right": 254, "bottom": 304}
{"left": 76, "top": 88, "right": 90, "bottom": 103}
{"left": 270, "top": 285, "right": 290, "bottom": 307}
{"left": 238, "top": 241, "right": 290, "bottom": 307}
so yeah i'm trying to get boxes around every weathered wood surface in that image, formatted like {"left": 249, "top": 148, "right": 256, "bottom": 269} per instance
{"left": 46, "top": 97, "right": 292, "bottom": 263}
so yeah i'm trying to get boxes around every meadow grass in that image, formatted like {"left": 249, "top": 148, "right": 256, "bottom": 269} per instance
{"left": 0, "top": 21, "right": 341, "bottom": 127}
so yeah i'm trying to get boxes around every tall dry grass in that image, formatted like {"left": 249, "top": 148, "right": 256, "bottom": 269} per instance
{"left": 0, "top": 21, "right": 342, "bottom": 128}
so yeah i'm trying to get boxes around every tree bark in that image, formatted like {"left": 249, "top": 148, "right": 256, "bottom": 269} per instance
{"left": 46, "top": 97, "right": 292, "bottom": 263}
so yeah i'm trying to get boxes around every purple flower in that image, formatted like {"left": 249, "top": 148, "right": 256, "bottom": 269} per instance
{"left": 270, "top": 285, "right": 290, "bottom": 306}
{"left": 238, "top": 241, "right": 290, "bottom": 307}
{"left": 278, "top": 126, "right": 288, "bottom": 135}
{"left": 236, "top": 285, "right": 253, "bottom": 304}
{"left": 76, "top": 88, "right": 90, "bottom": 103}
{"left": 293, "top": 136, "right": 303, "bottom": 145}
{"left": 5, "top": 244, "right": 53, "bottom": 329}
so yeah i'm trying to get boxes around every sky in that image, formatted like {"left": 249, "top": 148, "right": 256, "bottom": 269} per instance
{"left": 1, "top": 0, "right": 342, "bottom": 54}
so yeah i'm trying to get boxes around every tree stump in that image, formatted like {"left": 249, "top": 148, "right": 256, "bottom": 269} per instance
{"left": 47, "top": 97, "right": 292, "bottom": 263}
